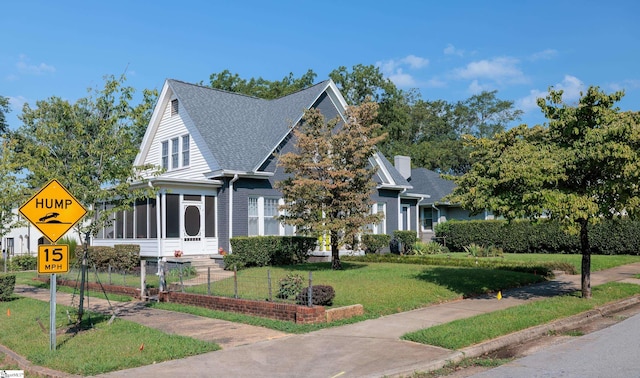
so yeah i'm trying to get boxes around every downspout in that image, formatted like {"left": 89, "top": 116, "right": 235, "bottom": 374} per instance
{"left": 228, "top": 174, "right": 239, "bottom": 253}
{"left": 149, "top": 181, "right": 162, "bottom": 273}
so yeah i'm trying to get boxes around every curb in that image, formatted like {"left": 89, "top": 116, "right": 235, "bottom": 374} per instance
{"left": 0, "top": 342, "right": 82, "bottom": 378}
{"left": 393, "top": 294, "right": 640, "bottom": 377}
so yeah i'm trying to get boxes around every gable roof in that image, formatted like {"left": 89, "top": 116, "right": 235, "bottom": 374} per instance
{"left": 407, "top": 168, "right": 456, "bottom": 203}
{"left": 166, "top": 79, "right": 337, "bottom": 174}
{"left": 373, "top": 152, "right": 412, "bottom": 189}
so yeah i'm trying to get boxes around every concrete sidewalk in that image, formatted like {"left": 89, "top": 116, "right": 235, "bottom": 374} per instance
{"left": 13, "top": 262, "right": 640, "bottom": 377}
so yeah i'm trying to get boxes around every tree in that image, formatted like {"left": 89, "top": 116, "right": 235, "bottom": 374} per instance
{"left": 276, "top": 102, "right": 386, "bottom": 270}
{"left": 446, "top": 86, "right": 640, "bottom": 298}
{"left": 0, "top": 96, "right": 10, "bottom": 134}
{"left": 209, "top": 69, "right": 317, "bottom": 99}
{"left": 454, "top": 90, "right": 523, "bottom": 139}
{"left": 13, "top": 74, "right": 158, "bottom": 319}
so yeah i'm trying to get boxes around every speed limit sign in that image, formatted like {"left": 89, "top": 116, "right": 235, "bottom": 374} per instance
{"left": 38, "top": 245, "right": 69, "bottom": 274}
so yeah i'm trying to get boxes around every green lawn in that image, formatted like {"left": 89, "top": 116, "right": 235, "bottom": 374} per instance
{"left": 0, "top": 297, "right": 219, "bottom": 376}
{"left": 3, "top": 254, "right": 640, "bottom": 375}
{"left": 443, "top": 253, "right": 640, "bottom": 272}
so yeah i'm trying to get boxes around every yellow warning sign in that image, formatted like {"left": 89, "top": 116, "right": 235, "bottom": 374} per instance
{"left": 38, "top": 244, "right": 69, "bottom": 274}
{"left": 19, "top": 179, "right": 87, "bottom": 243}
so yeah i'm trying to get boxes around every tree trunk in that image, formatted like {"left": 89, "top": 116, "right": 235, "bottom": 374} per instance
{"left": 330, "top": 230, "right": 341, "bottom": 270}
{"left": 579, "top": 219, "right": 592, "bottom": 299}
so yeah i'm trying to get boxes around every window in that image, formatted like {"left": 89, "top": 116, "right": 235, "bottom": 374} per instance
{"left": 166, "top": 194, "right": 180, "bottom": 238}
{"left": 248, "top": 196, "right": 285, "bottom": 236}
{"left": 368, "top": 203, "right": 386, "bottom": 234}
{"left": 135, "top": 199, "right": 148, "bottom": 238}
{"left": 248, "top": 197, "right": 259, "bottom": 236}
{"left": 182, "top": 135, "right": 190, "bottom": 166}
{"left": 171, "top": 137, "right": 179, "bottom": 169}
{"left": 161, "top": 141, "right": 169, "bottom": 170}
{"left": 422, "top": 208, "right": 433, "bottom": 230}
{"left": 171, "top": 99, "right": 178, "bottom": 116}
{"left": 205, "top": 196, "right": 216, "bottom": 237}
{"left": 264, "top": 198, "right": 279, "bottom": 236}
{"left": 161, "top": 134, "right": 190, "bottom": 171}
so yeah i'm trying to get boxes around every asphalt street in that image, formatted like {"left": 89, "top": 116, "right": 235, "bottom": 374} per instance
{"left": 471, "top": 311, "right": 640, "bottom": 377}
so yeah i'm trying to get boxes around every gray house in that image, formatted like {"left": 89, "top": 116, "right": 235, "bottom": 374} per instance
{"left": 92, "top": 79, "right": 420, "bottom": 260}
{"left": 400, "top": 164, "right": 494, "bottom": 242}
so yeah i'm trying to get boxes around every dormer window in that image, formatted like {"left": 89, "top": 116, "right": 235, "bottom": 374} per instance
{"left": 171, "top": 99, "right": 179, "bottom": 116}
{"left": 161, "top": 134, "right": 190, "bottom": 170}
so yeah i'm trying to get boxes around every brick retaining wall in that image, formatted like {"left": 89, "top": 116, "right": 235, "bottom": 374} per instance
{"left": 159, "top": 291, "right": 327, "bottom": 324}
{"left": 39, "top": 277, "right": 363, "bottom": 324}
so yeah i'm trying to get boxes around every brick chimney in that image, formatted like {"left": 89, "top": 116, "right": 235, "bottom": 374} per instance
{"left": 394, "top": 155, "right": 411, "bottom": 180}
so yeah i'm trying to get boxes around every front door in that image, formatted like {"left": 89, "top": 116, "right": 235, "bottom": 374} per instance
{"left": 182, "top": 202, "right": 203, "bottom": 255}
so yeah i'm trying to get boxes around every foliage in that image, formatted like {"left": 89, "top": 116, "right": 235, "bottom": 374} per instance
{"left": 9, "top": 255, "right": 36, "bottom": 271}
{"left": 446, "top": 87, "right": 640, "bottom": 298}
{"left": 208, "top": 69, "right": 317, "bottom": 99}
{"left": 0, "top": 274, "right": 15, "bottom": 300}
{"left": 276, "top": 273, "right": 304, "bottom": 300}
{"left": 393, "top": 230, "right": 418, "bottom": 255}
{"left": 437, "top": 217, "right": 640, "bottom": 256}
{"left": 226, "top": 236, "right": 317, "bottom": 269}
{"left": 13, "top": 74, "right": 159, "bottom": 245}
{"left": 0, "top": 95, "right": 10, "bottom": 134}
{"left": 413, "top": 241, "right": 447, "bottom": 255}
{"left": 78, "top": 245, "right": 139, "bottom": 272}
{"left": 276, "top": 103, "right": 386, "bottom": 270}
{"left": 296, "top": 285, "right": 335, "bottom": 306}
{"left": 361, "top": 234, "right": 391, "bottom": 254}
{"left": 58, "top": 236, "right": 79, "bottom": 260}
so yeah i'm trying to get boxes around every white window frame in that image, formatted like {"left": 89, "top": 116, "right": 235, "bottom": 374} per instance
{"left": 248, "top": 196, "right": 289, "bottom": 236}
{"left": 161, "top": 134, "right": 190, "bottom": 171}
{"left": 369, "top": 202, "right": 386, "bottom": 235}
{"left": 161, "top": 141, "right": 169, "bottom": 170}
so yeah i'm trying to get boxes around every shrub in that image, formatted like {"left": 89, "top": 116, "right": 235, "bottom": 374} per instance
{"left": 113, "top": 244, "right": 141, "bottom": 272}
{"left": 58, "top": 236, "right": 79, "bottom": 260}
{"left": 414, "top": 241, "right": 446, "bottom": 256}
{"left": 9, "top": 255, "right": 37, "bottom": 271}
{"left": 0, "top": 274, "right": 16, "bottom": 301}
{"left": 296, "top": 285, "right": 335, "bottom": 306}
{"left": 361, "top": 234, "right": 391, "bottom": 254}
{"left": 393, "top": 230, "right": 418, "bottom": 255}
{"left": 276, "top": 273, "right": 304, "bottom": 300}
{"left": 463, "top": 243, "right": 485, "bottom": 257}
{"left": 227, "top": 236, "right": 317, "bottom": 269}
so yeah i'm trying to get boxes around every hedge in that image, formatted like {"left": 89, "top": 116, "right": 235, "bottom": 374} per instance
{"left": 75, "top": 244, "right": 141, "bottom": 272}
{"left": 0, "top": 274, "right": 16, "bottom": 301}
{"left": 435, "top": 218, "right": 640, "bottom": 255}
{"left": 225, "top": 236, "right": 317, "bottom": 269}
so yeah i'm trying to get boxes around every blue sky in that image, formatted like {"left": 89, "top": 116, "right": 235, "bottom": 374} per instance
{"left": 2, "top": 0, "right": 639, "bottom": 131}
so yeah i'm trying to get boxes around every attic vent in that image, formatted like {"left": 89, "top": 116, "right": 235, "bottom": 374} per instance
{"left": 171, "top": 99, "right": 179, "bottom": 116}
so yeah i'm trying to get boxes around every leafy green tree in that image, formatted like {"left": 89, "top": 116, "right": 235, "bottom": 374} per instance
{"left": 15, "top": 74, "right": 157, "bottom": 241}
{"left": 447, "top": 86, "right": 640, "bottom": 298}
{"left": 0, "top": 96, "right": 10, "bottom": 134}
{"left": 209, "top": 69, "right": 317, "bottom": 99}
{"left": 454, "top": 90, "right": 523, "bottom": 138}
{"left": 14, "top": 74, "right": 158, "bottom": 319}
{"left": 276, "top": 102, "right": 386, "bottom": 270}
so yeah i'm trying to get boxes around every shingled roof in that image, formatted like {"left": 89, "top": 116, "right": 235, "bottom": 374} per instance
{"left": 407, "top": 168, "right": 456, "bottom": 203}
{"left": 167, "top": 79, "right": 331, "bottom": 173}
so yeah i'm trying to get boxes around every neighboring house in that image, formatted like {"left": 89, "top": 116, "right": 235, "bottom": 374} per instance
{"left": 91, "top": 79, "right": 420, "bottom": 261}
{"left": 398, "top": 160, "right": 494, "bottom": 242}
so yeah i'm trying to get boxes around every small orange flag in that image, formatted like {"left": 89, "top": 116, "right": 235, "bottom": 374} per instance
{"left": 139, "top": 343, "right": 144, "bottom": 351}
{"left": 497, "top": 291, "right": 502, "bottom": 300}
{"left": 6, "top": 309, "right": 10, "bottom": 316}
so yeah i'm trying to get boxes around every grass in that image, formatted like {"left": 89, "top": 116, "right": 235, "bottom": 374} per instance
{"left": 403, "top": 282, "right": 640, "bottom": 350}
{"left": 3, "top": 254, "right": 639, "bottom": 375}
{"left": 442, "top": 252, "right": 640, "bottom": 272}
{"left": 0, "top": 297, "right": 219, "bottom": 376}
{"left": 409, "top": 357, "right": 513, "bottom": 377}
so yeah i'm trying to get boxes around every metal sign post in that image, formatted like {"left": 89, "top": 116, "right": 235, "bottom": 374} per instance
{"left": 19, "top": 179, "right": 87, "bottom": 352}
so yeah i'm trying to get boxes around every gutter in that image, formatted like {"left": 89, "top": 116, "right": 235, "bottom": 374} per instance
{"left": 228, "top": 174, "right": 239, "bottom": 253}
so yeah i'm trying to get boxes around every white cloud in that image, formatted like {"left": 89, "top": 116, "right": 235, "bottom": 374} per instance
{"left": 516, "top": 75, "right": 586, "bottom": 114}
{"left": 376, "top": 54, "right": 429, "bottom": 88}
{"left": 609, "top": 79, "right": 640, "bottom": 92}
{"left": 530, "top": 49, "right": 558, "bottom": 61}
{"left": 8, "top": 95, "right": 28, "bottom": 111}
{"left": 388, "top": 68, "right": 416, "bottom": 87}
{"left": 467, "top": 80, "right": 490, "bottom": 94}
{"left": 16, "top": 54, "right": 56, "bottom": 75}
{"left": 452, "top": 57, "right": 527, "bottom": 84}
{"left": 444, "top": 43, "right": 464, "bottom": 57}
